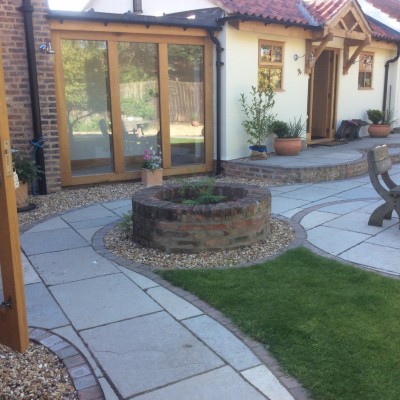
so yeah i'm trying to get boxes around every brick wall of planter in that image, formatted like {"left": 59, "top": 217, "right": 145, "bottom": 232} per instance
{"left": 132, "top": 184, "right": 271, "bottom": 253}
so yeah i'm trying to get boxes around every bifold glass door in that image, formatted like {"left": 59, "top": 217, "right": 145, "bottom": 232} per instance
{"left": 59, "top": 36, "right": 208, "bottom": 184}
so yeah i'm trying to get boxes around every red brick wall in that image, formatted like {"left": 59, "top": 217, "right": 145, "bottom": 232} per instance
{"left": 0, "top": 0, "right": 60, "bottom": 192}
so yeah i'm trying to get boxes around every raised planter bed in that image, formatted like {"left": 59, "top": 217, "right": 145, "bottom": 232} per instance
{"left": 131, "top": 183, "right": 271, "bottom": 253}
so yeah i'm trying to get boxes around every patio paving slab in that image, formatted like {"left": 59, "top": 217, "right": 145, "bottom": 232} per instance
{"left": 25, "top": 283, "right": 68, "bottom": 329}
{"left": 340, "top": 242, "right": 400, "bottom": 275}
{"left": 76, "top": 226, "right": 103, "bottom": 243}
{"left": 366, "top": 223, "right": 400, "bottom": 249}
{"left": 147, "top": 286, "right": 203, "bottom": 320}
{"left": 49, "top": 274, "right": 162, "bottom": 330}
{"left": 306, "top": 226, "right": 370, "bottom": 255}
{"left": 242, "top": 365, "right": 294, "bottom": 400}
{"left": 117, "top": 266, "right": 159, "bottom": 289}
{"left": 281, "top": 186, "right": 342, "bottom": 202}
{"left": 21, "top": 252, "right": 41, "bottom": 284}
{"left": 323, "top": 211, "right": 398, "bottom": 234}
{"left": 61, "top": 204, "right": 116, "bottom": 223}
{"left": 25, "top": 216, "right": 69, "bottom": 232}
{"left": 271, "top": 197, "right": 310, "bottom": 214}
{"left": 28, "top": 247, "right": 118, "bottom": 285}
{"left": 134, "top": 366, "right": 267, "bottom": 400}
{"left": 67, "top": 215, "right": 120, "bottom": 230}
{"left": 183, "top": 315, "right": 260, "bottom": 371}
{"left": 20, "top": 228, "right": 88, "bottom": 256}
{"left": 300, "top": 211, "right": 340, "bottom": 230}
{"left": 318, "top": 200, "right": 374, "bottom": 215}
{"left": 80, "top": 312, "right": 225, "bottom": 398}
{"left": 53, "top": 325, "right": 103, "bottom": 378}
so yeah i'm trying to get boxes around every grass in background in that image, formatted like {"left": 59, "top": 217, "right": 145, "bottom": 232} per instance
{"left": 159, "top": 247, "right": 400, "bottom": 400}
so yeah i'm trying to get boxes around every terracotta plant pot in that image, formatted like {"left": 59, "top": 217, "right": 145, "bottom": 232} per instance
{"left": 274, "top": 138, "right": 302, "bottom": 156}
{"left": 15, "top": 181, "right": 29, "bottom": 208}
{"left": 141, "top": 168, "right": 163, "bottom": 187}
{"left": 368, "top": 124, "right": 391, "bottom": 138}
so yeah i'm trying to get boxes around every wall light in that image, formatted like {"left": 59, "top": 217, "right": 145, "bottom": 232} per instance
{"left": 294, "top": 52, "right": 315, "bottom": 68}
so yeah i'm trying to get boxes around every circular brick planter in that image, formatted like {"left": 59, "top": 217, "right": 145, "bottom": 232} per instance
{"left": 132, "top": 183, "right": 271, "bottom": 253}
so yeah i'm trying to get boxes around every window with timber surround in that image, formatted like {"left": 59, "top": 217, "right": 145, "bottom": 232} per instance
{"left": 358, "top": 52, "right": 373, "bottom": 89}
{"left": 258, "top": 40, "right": 284, "bottom": 91}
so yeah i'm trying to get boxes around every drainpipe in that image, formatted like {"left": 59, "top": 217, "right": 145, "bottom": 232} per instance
{"left": 208, "top": 30, "right": 224, "bottom": 175}
{"left": 18, "top": 0, "right": 47, "bottom": 194}
{"left": 382, "top": 43, "right": 400, "bottom": 116}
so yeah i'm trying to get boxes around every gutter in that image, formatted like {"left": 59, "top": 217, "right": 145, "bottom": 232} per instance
{"left": 382, "top": 43, "right": 400, "bottom": 115}
{"left": 208, "top": 30, "right": 224, "bottom": 175}
{"left": 18, "top": 0, "right": 47, "bottom": 194}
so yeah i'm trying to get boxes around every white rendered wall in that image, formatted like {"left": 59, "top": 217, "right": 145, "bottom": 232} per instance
{"left": 221, "top": 26, "right": 309, "bottom": 160}
{"left": 82, "top": 0, "right": 216, "bottom": 15}
{"left": 336, "top": 45, "right": 398, "bottom": 136}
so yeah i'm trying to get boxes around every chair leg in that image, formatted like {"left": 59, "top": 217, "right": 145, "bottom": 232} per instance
{"left": 368, "top": 203, "right": 393, "bottom": 227}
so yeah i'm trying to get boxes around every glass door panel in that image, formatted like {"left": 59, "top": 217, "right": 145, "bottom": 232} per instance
{"left": 62, "top": 39, "right": 113, "bottom": 176}
{"left": 168, "top": 44, "right": 205, "bottom": 166}
{"left": 118, "top": 42, "right": 161, "bottom": 171}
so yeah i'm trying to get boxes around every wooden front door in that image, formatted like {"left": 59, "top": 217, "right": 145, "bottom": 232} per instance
{"left": 309, "top": 49, "right": 339, "bottom": 141}
{"left": 0, "top": 47, "right": 29, "bottom": 352}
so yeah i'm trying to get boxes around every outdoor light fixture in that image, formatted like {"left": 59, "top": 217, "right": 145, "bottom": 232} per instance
{"left": 39, "top": 42, "right": 55, "bottom": 54}
{"left": 294, "top": 52, "right": 315, "bottom": 68}
{"left": 133, "top": 0, "right": 143, "bottom": 13}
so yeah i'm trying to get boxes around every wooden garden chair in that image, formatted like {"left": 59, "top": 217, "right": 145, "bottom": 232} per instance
{"left": 367, "top": 145, "right": 400, "bottom": 228}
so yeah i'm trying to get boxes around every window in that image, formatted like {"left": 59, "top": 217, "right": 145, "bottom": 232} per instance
{"left": 258, "top": 40, "right": 284, "bottom": 90}
{"left": 358, "top": 53, "right": 373, "bottom": 89}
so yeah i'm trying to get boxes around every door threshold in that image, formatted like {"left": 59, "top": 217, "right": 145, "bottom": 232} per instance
{"left": 307, "top": 138, "right": 333, "bottom": 144}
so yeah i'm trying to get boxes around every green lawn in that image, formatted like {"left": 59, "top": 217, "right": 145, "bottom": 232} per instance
{"left": 159, "top": 247, "right": 400, "bottom": 400}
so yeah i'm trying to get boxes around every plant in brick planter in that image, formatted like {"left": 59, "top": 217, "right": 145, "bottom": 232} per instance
{"left": 239, "top": 86, "right": 276, "bottom": 160}
{"left": 141, "top": 146, "right": 163, "bottom": 187}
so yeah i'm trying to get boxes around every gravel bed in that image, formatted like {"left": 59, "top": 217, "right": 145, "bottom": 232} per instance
{"left": 0, "top": 343, "right": 77, "bottom": 399}
{"left": 9, "top": 175, "right": 293, "bottom": 398}
{"left": 105, "top": 218, "right": 294, "bottom": 269}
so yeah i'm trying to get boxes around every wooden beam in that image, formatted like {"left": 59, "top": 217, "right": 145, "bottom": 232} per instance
{"left": 0, "top": 47, "right": 29, "bottom": 353}
{"left": 343, "top": 38, "right": 369, "bottom": 75}
{"left": 313, "top": 32, "right": 334, "bottom": 61}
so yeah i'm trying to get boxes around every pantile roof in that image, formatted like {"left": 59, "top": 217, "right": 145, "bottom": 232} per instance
{"left": 217, "top": 0, "right": 400, "bottom": 41}
{"left": 366, "top": 0, "right": 400, "bottom": 22}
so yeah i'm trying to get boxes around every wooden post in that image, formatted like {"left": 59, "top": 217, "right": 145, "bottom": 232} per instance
{"left": 0, "top": 46, "right": 29, "bottom": 352}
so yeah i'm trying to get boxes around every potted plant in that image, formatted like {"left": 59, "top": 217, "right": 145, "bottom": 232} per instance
{"left": 239, "top": 86, "right": 276, "bottom": 160}
{"left": 12, "top": 151, "right": 42, "bottom": 209}
{"left": 272, "top": 116, "right": 305, "bottom": 156}
{"left": 367, "top": 108, "right": 397, "bottom": 138}
{"left": 141, "top": 146, "right": 163, "bottom": 186}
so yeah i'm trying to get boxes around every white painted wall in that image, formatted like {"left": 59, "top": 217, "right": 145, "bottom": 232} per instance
{"left": 221, "top": 26, "right": 309, "bottom": 160}
{"left": 336, "top": 45, "right": 398, "bottom": 136}
{"left": 84, "top": 0, "right": 216, "bottom": 15}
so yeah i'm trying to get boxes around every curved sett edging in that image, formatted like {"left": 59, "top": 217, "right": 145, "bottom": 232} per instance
{"left": 29, "top": 327, "right": 105, "bottom": 400}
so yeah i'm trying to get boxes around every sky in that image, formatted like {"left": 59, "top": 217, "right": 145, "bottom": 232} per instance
{"left": 47, "top": 0, "right": 88, "bottom": 11}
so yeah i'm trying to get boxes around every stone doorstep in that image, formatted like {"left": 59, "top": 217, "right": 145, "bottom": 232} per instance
{"left": 29, "top": 327, "right": 105, "bottom": 400}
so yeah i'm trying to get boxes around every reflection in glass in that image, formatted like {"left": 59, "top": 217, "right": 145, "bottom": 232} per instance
{"left": 118, "top": 42, "right": 160, "bottom": 171}
{"left": 62, "top": 40, "right": 113, "bottom": 176}
{"left": 258, "top": 67, "right": 282, "bottom": 90}
{"left": 168, "top": 44, "right": 205, "bottom": 166}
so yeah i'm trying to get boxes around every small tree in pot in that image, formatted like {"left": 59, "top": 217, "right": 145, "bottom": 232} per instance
{"left": 239, "top": 86, "right": 276, "bottom": 159}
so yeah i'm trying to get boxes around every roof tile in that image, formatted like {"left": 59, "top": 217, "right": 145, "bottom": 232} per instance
{"left": 366, "top": 0, "right": 400, "bottom": 23}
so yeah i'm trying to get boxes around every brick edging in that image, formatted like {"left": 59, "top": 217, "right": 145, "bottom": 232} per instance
{"left": 29, "top": 327, "right": 105, "bottom": 400}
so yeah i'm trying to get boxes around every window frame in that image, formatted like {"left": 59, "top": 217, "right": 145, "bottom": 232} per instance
{"left": 258, "top": 40, "right": 285, "bottom": 91}
{"left": 358, "top": 52, "right": 374, "bottom": 90}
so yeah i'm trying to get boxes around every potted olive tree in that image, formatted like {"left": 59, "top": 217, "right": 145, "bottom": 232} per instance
{"left": 272, "top": 116, "right": 305, "bottom": 156}
{"left": 239, "top": 86, "right": 276, "bottom": 160}
{"left": 13, "top": 152, "right": 42, "bottom": 210}
{"left": 367, "top": 108, "right": 397, "bottom": 138}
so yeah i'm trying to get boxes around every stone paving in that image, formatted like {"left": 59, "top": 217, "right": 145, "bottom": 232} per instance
{"left": 6, "top": 136, "right": 400, "bottom": 399}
